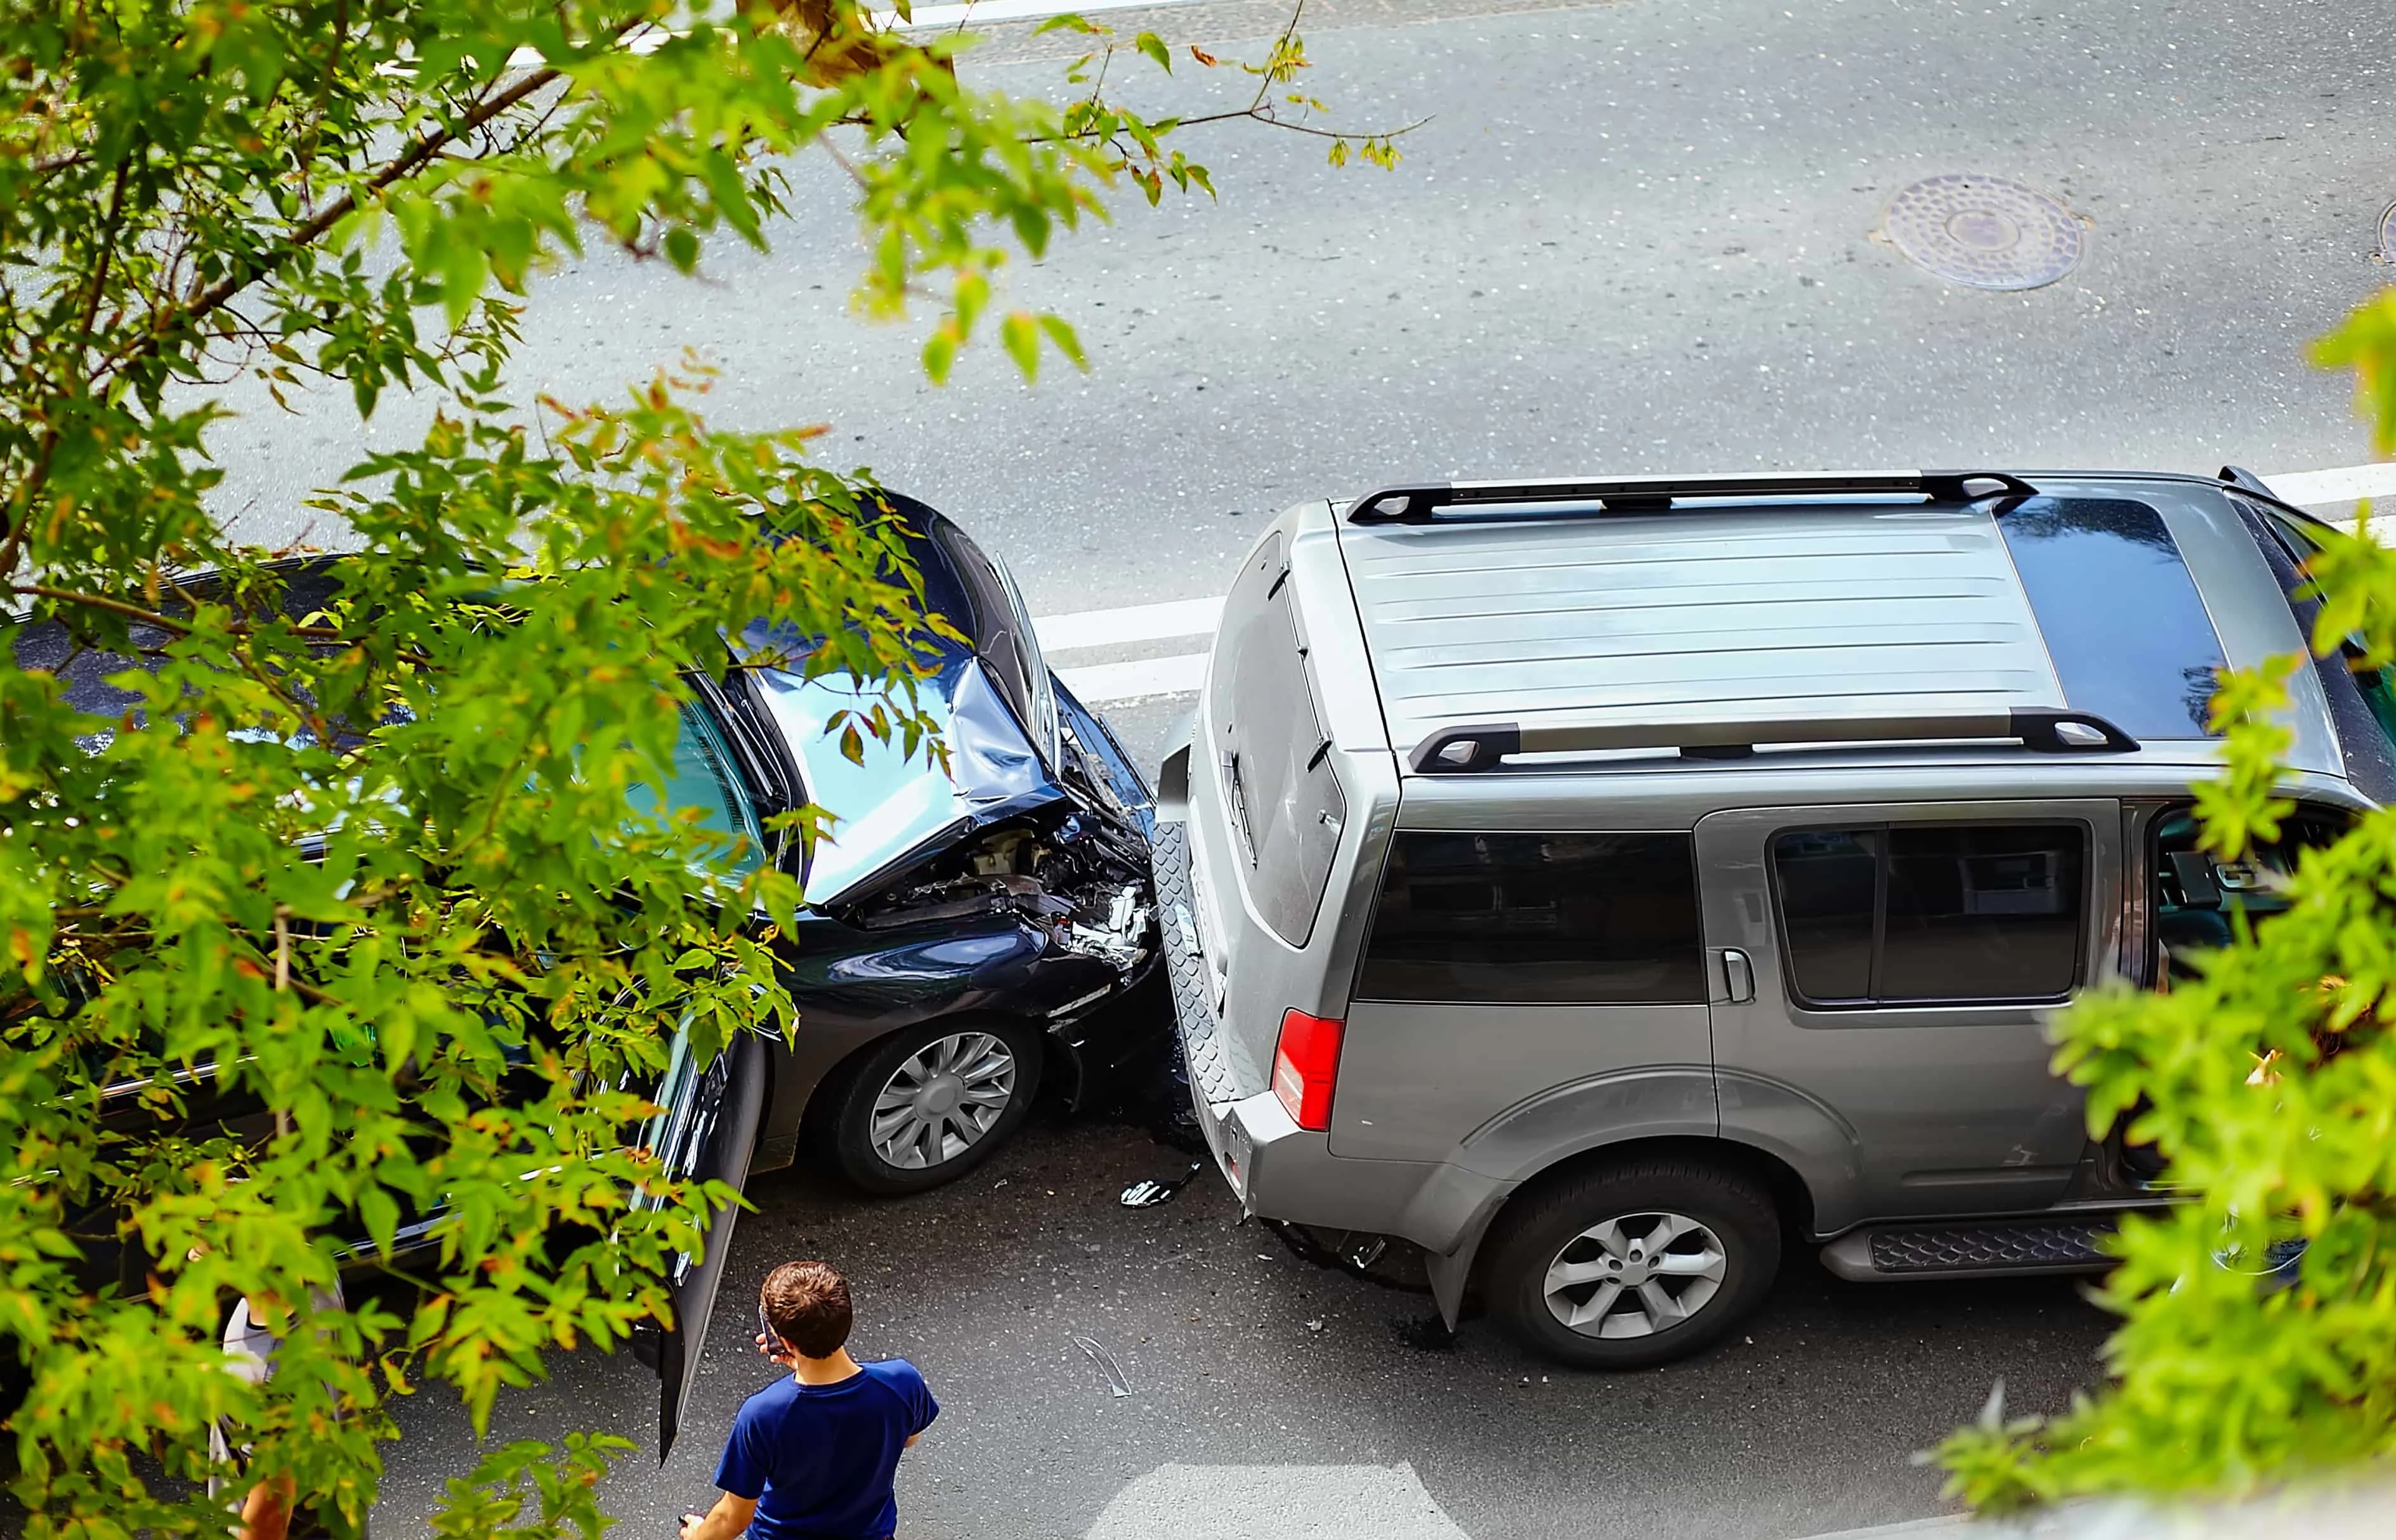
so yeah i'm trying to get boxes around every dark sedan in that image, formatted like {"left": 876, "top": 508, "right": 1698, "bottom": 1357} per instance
{"left": 9, "top": 492, "right": 1163, "bottom": 1455}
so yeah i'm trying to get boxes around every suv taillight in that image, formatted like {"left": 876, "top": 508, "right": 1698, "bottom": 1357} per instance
{"left": 1271, "top": 1009, "right": 1345, "bottom": 1132}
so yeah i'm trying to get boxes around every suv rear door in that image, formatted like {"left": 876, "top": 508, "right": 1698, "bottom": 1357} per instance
{"left": 1696, "top": 800, "right": 2120, "bottom": 1225}
{"left": 1328, "top": 829, "right": 1715, "bottom": 1161}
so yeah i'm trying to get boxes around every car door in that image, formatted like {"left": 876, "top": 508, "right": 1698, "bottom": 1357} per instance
{"left": 1696, "top": 800, "right": 2120, "bottom": 1229}
{"left": 1329, "top": 828, "right": 1717, "bottom": 1165}
{"left": 635, "top": 1026, "right": 768, "bottom": 1459}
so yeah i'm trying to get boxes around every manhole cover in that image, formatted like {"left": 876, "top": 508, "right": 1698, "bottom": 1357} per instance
{"left": 1882, "top": 174, "right": 2084, "bottom": 290}
{"left": 2378, "top": 199, "right": 2396, "bottom": 263}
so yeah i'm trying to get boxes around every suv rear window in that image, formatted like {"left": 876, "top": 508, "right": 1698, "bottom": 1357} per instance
{"left": 1356, "top": 832, "right": 1704, "bottom": 1004}
{"left": 1211, "top": 532, "right": 1345, "bottom": 946}
{"left": 1994, "top": 499, "right": 2225, "bottom": 741}
{"left": 1772, "top": 823, "right": 2086, "bottom": 1007}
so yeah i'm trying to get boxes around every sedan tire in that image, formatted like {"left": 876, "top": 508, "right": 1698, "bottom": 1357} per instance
{"left": 1484, "top": 1157, "right": 1781, "bottom": 1370}
{"left": 827, "top": 1020, "right": 1044, "bottom": 1196}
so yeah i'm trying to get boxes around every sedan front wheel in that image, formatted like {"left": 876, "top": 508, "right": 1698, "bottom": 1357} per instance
{"left": 827, "top": 1021, "right": 1043, "bottom": 1196}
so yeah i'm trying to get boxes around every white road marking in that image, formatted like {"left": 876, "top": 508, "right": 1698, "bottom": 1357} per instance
{"left": 1057, "top": 651, "right": 1210, "bottom": 703}
{"left": 1035, "top": 462, "right": 2396, "bottom": 703}
{"left": 1036, "top": 596, "right": 1224, "bottom": 652}
{"left": 2263, "top": 460, "right": 2396, "bottom": 509}
{"left": 882, "top": 0, "right": 1208, "bottom": 28}
{"left": 490, "top": 1, "right": 1179, "bottom": 71}
{"left": 1084, "top": 1462, "right": 1471, "bottom": 1539}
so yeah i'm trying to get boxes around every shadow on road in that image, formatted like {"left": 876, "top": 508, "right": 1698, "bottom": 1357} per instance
{"left": 365, "top": 1116, "right": 2114, "bottom": 1540}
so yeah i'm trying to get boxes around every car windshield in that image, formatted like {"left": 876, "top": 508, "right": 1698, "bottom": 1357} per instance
{"left": 624, "top": 705, "right": 768, "bottom": 878}
{"left": 2255, "top": 506, "right": 2396, "bottom": 752}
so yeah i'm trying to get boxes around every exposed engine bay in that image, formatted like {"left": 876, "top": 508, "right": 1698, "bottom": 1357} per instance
{"left": 842, "top": 804, "right": 1156, "bottom": 978}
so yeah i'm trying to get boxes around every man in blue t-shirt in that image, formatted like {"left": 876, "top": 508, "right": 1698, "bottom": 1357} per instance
{"left": 679, "top": 1260, "right": 938, "bottom": 1540}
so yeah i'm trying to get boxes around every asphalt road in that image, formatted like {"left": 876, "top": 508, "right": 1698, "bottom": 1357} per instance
{"left": 367, "top": 1118, "right": 2114, "bottom": 1540}
{"left": 174, "top": 0, "right": 2393, "bottom": 1532}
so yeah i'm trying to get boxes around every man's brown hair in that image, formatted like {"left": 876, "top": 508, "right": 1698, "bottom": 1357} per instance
{"left": 761, "top": 1260, "right": 853, "bottom": 1359}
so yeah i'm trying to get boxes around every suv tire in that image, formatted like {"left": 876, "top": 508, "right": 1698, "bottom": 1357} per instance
{"left": 1484, "top": 1157, "right": 1781, "bottom": 1369}
{"left": 825, "top": 1019, "right": 1043, "bottom": 1196}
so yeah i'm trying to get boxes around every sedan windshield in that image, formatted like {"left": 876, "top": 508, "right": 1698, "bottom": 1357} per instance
{"left": 624, "top": 705, "right": 768, "bottom": 878}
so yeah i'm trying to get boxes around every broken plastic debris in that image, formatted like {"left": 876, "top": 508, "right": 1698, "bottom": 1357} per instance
{"left": 1071, "top": 1334, "right": 1132, "bottom": 1398}
{"left": 1304, "top": 1318, "right": 1325, "bottom": 1333}
{"left": 1119, "top": 1161, "right": 1203, "bottom": 1209}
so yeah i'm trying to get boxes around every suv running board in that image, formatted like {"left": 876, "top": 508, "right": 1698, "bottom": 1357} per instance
{"left": 1819, "top": 1218, "right": 2116, "bottom": 1282}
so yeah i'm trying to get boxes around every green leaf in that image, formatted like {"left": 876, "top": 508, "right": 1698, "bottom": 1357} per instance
{"left": 663, "top": 226, "right": 701, "bottom": 275}
{"left": 1037, "top": 315, "right": 1089, "bottom": 372}
{"left": 1000, "top": 313, "right": 1040, "bottom": 381}
{"left": 922, "top": 323, "right": 960, "bottom": 385}
{"left": 1135, "top": 31, "right": 1172, "bottom": 73}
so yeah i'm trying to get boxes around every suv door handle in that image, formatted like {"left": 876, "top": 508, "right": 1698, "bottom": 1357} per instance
{"left": 1713, "top": 948, "right": 1755, "bottom": 1004}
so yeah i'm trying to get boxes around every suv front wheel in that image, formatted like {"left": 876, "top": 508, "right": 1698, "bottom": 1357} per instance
{"left": 1484, "top": 1156, "right": 1781, "bottom": 1370}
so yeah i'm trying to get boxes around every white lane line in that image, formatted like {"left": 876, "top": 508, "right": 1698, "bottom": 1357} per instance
{"left": 2265, "top": 461, "right": 2396, "bottom": 508}
{"left": 1038, "top": 461, "right": 2396, "bottom": 704}
{"left": 882, "top": 0, "right": 1203, "bottom": 28}
{"left": 1057, "top": 652, "right": 1208, "bottom": 703}
{"left": 1036, "top": 596, "right": 1224, "bottom": 653}
{"left": 1085, "top": 1462, "right": 1471, "bottom": 1539}
{"left": 487, "top": 0, "right": 1187, "bottom": 70}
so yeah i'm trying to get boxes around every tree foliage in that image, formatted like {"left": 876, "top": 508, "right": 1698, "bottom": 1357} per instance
{"left": 0, "top": 0, "right": 1395, "bottom": 1531}
{"left": 1935, "top": 287, "right": 2396, "bottom": 1507}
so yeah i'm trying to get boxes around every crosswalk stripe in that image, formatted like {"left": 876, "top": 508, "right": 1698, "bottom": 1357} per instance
{"left": 881, "top": 0, "right": 1212, "bottom": 28}
{"left": 1057, "top": 651, "right": 1210, "bottom": 703}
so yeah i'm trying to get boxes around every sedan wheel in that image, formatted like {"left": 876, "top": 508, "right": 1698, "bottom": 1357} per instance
{"left": 870, "top": 1031, "right": 1018, "bottom": 1170}
{"left": 828, "top": 1021, "right": 1042, "bottom": 1196}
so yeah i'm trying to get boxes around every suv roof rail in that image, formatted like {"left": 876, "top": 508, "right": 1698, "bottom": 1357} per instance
{"left": 1345, "top": 470, "right": 2039, "bottom": 525}
{"left": 1408, "top": 708, "right": 2139, "bottom": 774}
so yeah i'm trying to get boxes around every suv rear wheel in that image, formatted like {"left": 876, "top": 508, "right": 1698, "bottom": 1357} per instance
{"left": 1484, "top": 1157, "right": 1781, "bottom": 1369}
{"left": 825, "top": 1020, "right": 1042, "bottom": 1196}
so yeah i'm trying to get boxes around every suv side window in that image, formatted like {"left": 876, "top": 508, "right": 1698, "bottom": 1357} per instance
{"left": 1212, "top": 532, "right": 1345, "bottom": 946}
{"left": 1356, "top": 832, "right": 1704, "bottom": 1004}
{"left": 1772, "top": 823, "right": 2086, "bottom": 1007}
{"left": 2152, "top": 803, "right": 2343, "bottom": 982}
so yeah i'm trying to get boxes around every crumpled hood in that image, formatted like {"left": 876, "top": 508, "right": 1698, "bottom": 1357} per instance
{"left": 748, "top": 650, "right": 1065, "bottom": 908}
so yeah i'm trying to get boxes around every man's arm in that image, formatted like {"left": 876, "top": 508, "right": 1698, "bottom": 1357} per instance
{"left": 678, "top": 1492, "right": 757, "bottom": 1540}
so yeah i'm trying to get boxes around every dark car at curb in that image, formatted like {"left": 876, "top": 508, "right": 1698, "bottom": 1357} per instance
{"left": 8, "top": 492, "right": 1163, "bottom": 1454}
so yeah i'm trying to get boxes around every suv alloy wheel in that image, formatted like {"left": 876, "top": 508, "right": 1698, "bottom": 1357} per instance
{"left": 1484, "top": 1156, "right": 1782, "bottom": 1369}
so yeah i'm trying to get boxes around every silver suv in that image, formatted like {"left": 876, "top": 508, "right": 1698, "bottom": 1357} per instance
{"left": 1153, "top": 469, "right": 2392, "bottom": 1368}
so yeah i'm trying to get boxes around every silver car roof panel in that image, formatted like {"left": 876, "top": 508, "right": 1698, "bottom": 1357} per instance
{"left": 1342, "top": 506, "right": 2067, "bottom": 761}
{"left": 1332, "top": 477, "right": 2343, "bottom": 781}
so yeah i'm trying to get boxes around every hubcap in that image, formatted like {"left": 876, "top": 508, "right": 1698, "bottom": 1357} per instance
{"left": 869, "top": 1032, "right": 1016, "bottom": 1170}
{"left": 1541, "top": 1211, "right": 1729, "bottom": 1340}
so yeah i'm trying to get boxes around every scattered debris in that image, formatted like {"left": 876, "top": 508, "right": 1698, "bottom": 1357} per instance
{"left": 1304, "top": 1318, "right": 1325, "bottom": 1333}
{"left": 1071, "top": 1334, "right": 1133, "bottom": 1398}
{"left": 1119, "top": 1161, "right": 1204, "bottom": 1209}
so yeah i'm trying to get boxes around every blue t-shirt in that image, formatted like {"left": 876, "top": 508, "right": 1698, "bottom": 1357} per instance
{"left": 713, "top": 1359, "right": 938, "bottom": 1540}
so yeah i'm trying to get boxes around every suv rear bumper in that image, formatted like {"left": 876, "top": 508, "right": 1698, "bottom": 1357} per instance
{"left": 1151, "top": 806, "right": 1498, "bottom": 1248}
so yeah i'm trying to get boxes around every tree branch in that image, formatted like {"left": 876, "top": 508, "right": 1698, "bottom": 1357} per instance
{"left": 0, "top": 158, "right": 135, "bottom": 579}
{"left": 96, "top": 63, "right": 575, "bottom": 386}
